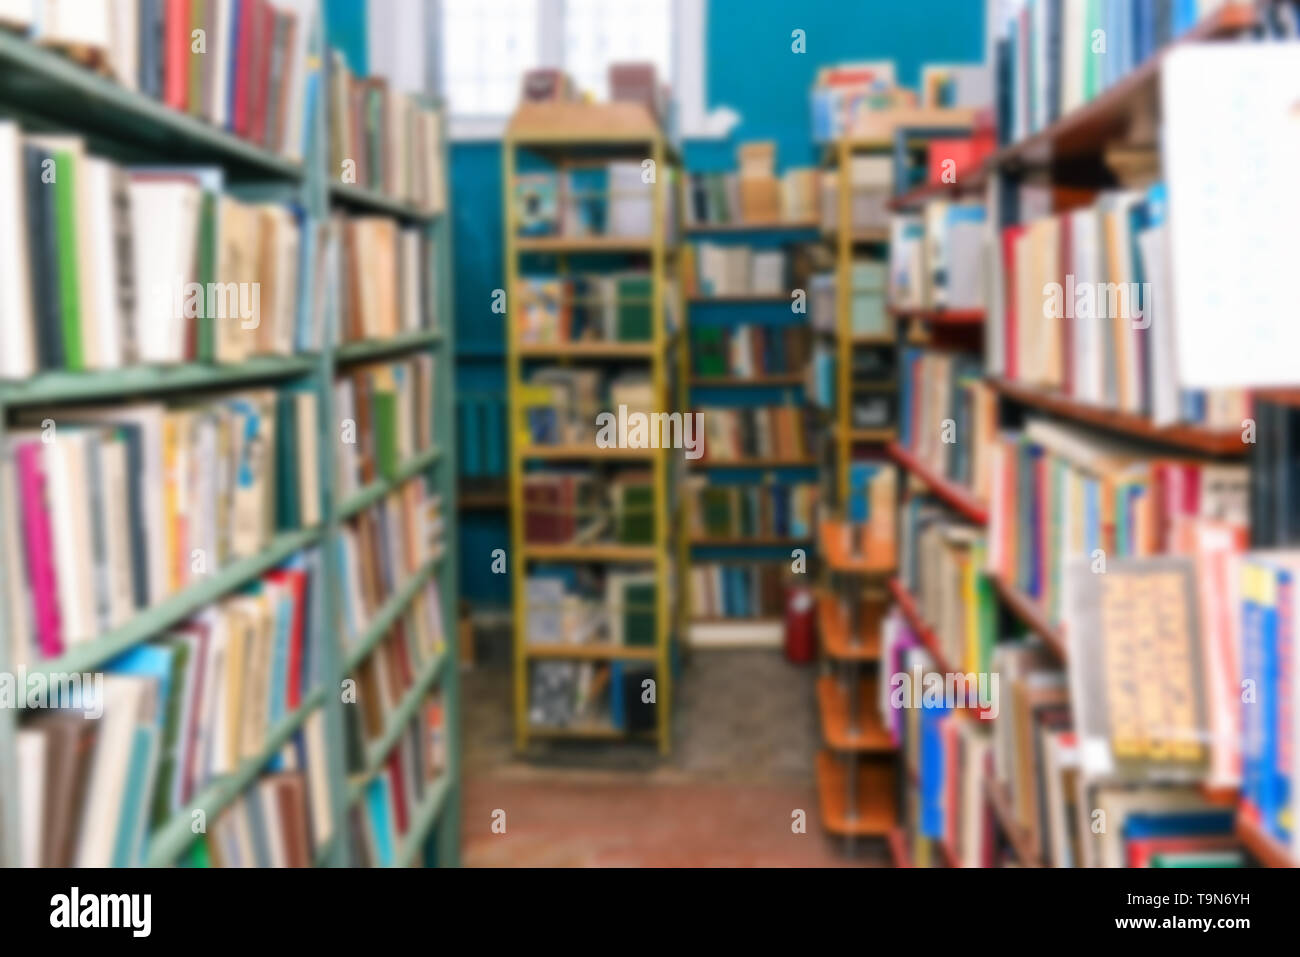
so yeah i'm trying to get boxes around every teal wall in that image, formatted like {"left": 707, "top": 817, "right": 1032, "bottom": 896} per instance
{"left": 452, "top": 0, "right": 985, "bottom": 605}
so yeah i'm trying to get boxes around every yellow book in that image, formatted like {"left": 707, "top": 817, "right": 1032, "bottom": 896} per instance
{"left": 161, "top": 412, "right": 182, "bottom": 594}
{"left": 222, "top": 605, "right": 250, "bottom": 772}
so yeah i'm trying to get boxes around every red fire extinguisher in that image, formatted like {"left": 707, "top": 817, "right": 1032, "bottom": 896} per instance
{"left": 784, "top": 586, "right": 816, "bottom": 663}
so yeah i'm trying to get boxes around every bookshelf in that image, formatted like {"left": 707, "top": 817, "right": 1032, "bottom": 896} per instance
{"left": 0, "top": 6, "right": 461, "bottom": 869}
{"left": 503, "top": 101, "right": 677, "bottom": 754}
{"left": 678, "top": 211, "right": 821, "bottom": 646}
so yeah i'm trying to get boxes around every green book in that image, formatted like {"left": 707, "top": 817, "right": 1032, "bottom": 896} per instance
{"left": 616, "top": 481, "right": 655, "bottom": 544}
{"left": 1084, "top": 0, "right": 1102, "bottom": 101}
{"left": 150, "top": 639, "right": 194, "bottom": 828}
{"left": 623, "top": 581, "right": 657, "bottom": 647}
{"left": 1151, "top": 852, "right": 1245, "bottom": 868}
{"left": 372, "top": 391, "right": 400, "bottom": 479}
{"left": 275, "top": 393, "right": 301, "bottom": 530}
{"left": 616, "top": 276, "right": 653, "bottom": 342}
{"left": 195, "top": 190, "right": 218, "bottom": 362}
{"left": 183, "top": 838, "right": 212, "bottom": 868}
{"left": 52, "top": 150, "right": 84, "bottom": 371}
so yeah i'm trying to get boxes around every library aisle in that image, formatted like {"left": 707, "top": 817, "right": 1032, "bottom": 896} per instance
{"left": 3, "top": 0, "right": 1300, "bottom": 906}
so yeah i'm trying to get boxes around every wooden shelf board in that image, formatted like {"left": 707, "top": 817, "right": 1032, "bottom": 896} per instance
{"left": 528, "top": 724, "right": 654, "bottom": 740}
{"left": 688, "top": 374, "right": 805, "bottom": 387}
{"left": 819, "top": 519, "right": 896, "bottom": 576}
{"left": 328, "top": 181, "right": 439, "bottom": 222}
{"left": 683, "top": 219, "right": 820, "bottom": 235}
{"left": 525, "top": 644, "right": 658, "bottom": 661}
{"left": 847, "top": 428, "right": 897, "bottom": 443}
{"left": 817, "top": 592, "right": 881, "bottom": 661}
{"left": 507, "top": 101, "right": 666, "bottom": 145}
{"left": 816, "top": 675, "right": 894, "bottom": 753}
{"left": 516, "top": 236, "right": 655, "bottom": 254}
{"left": 336, "top": 447, "right": 443, "bottom": 520}
{"left": 985, "top": 779, "right": 1043, "bottom": 868}
{"left": 335, "top": 330, "right": 444, "bottom": 362}
{"left": 690, "top": 536, "right": 811, "bottom": 547}
{"left": 888, "top": 174, "right": 987, "bottom": 211}
{"left": 989, "top": 4, "right": 1256, "bottom": 168}
{"left": 1235, "top": 811, "right": 1298, "bottom": 868}
{"left": 523, "top": 543, "right": 658, "bottom": 563}
{"left": 814, "top": 751, "right": 898, "bottom": 837}
{"left": 987, "top": 378, "right": 1247, "bottom": 456}
{"left": 989, "top": 574, "right": 1068, "bottom": 660}
{"left": 520, "top": 445, "right": 659, "bottom": 461}
{"left": 885, "top": 441, "right": 988, "bottom": 524}
{"left": 689, "top": 458, "right": 817, "bottom": 469}
{"left": 517, "top": 341, "right": 656, "bottom": 359}
{"left": 887, "top": 306, "right": 985, "bottom": 325}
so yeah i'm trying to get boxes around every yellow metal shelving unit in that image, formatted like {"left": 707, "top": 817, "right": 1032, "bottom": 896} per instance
{"left": 503, "top": 102, "right": 678, "bottom": 755}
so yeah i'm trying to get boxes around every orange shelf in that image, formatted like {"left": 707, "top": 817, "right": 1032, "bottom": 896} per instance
{"left": 988, "top": 574, "right": 1067, "bottom": 660}
{"left": 819, "top": 520, "right": 896, "bottom": 576}
{"left": 816, "top": 676, "right": 894, "bottom": 753}
{"left": 987, "top": 378, "right": 1246, "bottom": 457}
{"left": 817, "top": 592, "right": 882, "bottom": 661}
{"left": 885, "top": 441, "right": 988, "bottom": 524}
{"left": 988, "top": 3, "right": 1256, "bottom": 168}
{"left": 1235, "top": 811, "right": 1298, "bottom": 868}
{"left": 984, "top": 779, "right": 1042, "bottom": 868}
{"left": 814, "top": 751, "right": 898, "bottom": 838}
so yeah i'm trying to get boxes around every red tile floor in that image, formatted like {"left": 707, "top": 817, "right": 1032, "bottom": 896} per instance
{"left": 459, "top": 647, "right": 888, "bottom": 867}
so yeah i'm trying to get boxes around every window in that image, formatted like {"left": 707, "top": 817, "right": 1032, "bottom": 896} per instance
{"left": 440, "top": 0, "right": 683, "bottom": 139}
{"left": 440, "top": 0, "right": 541, "bottom": 119}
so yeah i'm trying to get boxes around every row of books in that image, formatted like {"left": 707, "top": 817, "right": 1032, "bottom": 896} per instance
{"left": 805, "top": 263, "right": 892, "bottom": 339}
{"left": 993, "top": 0, "right": 1233, "bottom": 145}
{"left": 682, "top": 168, "right": 818, "bottom": 226}
{"left": 336, "top": 479, "right": 445, "bottom": 647}
{"left": 524, "top": 568, "right": 656, "bottom": 648}
{"left": 889, "top": 202, "right": 987, "bottom": 312}
{"left": 897, "top": 496, "right": 997, "bottom": 676}
{"left": 4, "top": 0, "right": 318, "bottom": 161}
{"left": 513, "top": 165, "right": 675, "bottom": 241}
{"left": 991, "top": 183, "right": 1249, "bottom": 429}
{"left": 690, "top": 324, "right": 811, "bottom": 378}
{"left": 986, "top": 417, "right": 1249, "bottom": 629}
{"left": 522, "top": 470, "right": 654, "bottom": 547}
{"left": 518, "top": 370, "right": 652, "bottom": 449}
{"left": 528, "top": 661, "right": 657, "bottom": 733}
{"left": 0, "top": 123, "right": 330, "bottom": 376}
{"left": 334, "top": 356, "right": 437, "bottom": 495}
{"left": 846, "top": 461, "right": 899, "bottom": 545}
{"left": 327, "top": 50, "right": 447, "bottom": 212}
{"left": 685, "top": 478, "right": 818, "bottom": 541}
{"left": 684, "top": 243, "right": 789, "bottom": 298}
{"left": 1, "top": 388, "right": 321, "bottom": 662}
{"left": 337, "top": 216, "right": 439, "bottom": 343}
{"left": 695, "top": 406, "right": 812, "bottom": 462}
{"left": 897, "top": 348, "right": 996, "bottom": 501}
{"left": 14, "top": 549, "right": 326, "bottom": 867}
{"left": 820, "top": 155, "right": 893, "bottom": 233}
{"left": 346, "top": 693, "right": 447, "bottom": 868}
{"left": 514, "top": 275, "right": 655, "bottom": 346}
{"left": 689, "top": 562, "right": 787, "bottom": 619}
{"left": 199, "top": 759, "right": 329, "bottom": 868}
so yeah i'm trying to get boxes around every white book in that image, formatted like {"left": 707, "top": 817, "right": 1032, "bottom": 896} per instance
{"left": 303, "top": 710, "right": 333, "bottom": 848}
{"left": 0, "top": 0, "right": 34, "bottom": 28}
{"left": 0, "top": 122, "right": 36, "bottom": 379}
{"left": 84, "top": 157, "right": 125, "bottom": 369}
{"left": 108, "top": 0, "right": 139, "bottom": 91}
{"left": 210, "top": 0, "right": 234, "bottom": 128}
{"left": 606, "top": 161, "right": 653, "bottom": 238}
{"left": 33, "top": 0, "right": 111, "bottom": 50}
{"left": 272, "top": 0, "right": 317, "bottom": 161}
{"left": 16, "top": 728, "right": 45, "bottom": 867}
{"left": 98, "top": 435, "right": 136, "bottom": 628}
{"left": 0, "top": 458, "right": 32, "bottom": 669}
{"left": 128, "top": 178, "right": 201, "bottom": 363}
{"left": 44, "top": 432, "right": 94, "bottom": 643}
{"left": 75, "top": 675, "right": 148, "bottom": 867}
{"left": 258, "top": 781, "right": 288, "bottom": 867}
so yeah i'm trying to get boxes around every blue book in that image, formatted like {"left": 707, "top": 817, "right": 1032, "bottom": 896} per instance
{"left": 1123, "top": 810, "right": 1235, "bottom": 840}
{"left": 112, "top": 725, "right": 159, "bottom": 867}
{"left": 609, "top": 661, "right": 626, "bottom": 730}
{"left": 365, "top": 778, "right": 396, "bottom": 867}
{"left": 267, "top": 589, "right": 293, "bottom": 725}
{"left": 485, "top": 399, "right": 505, "bottom": 477}
{"left": 1083, "top": 477, "right": 1100, "bottom": 556}
{"left": 919, "top": 703, "right": 950, "bottom": 839}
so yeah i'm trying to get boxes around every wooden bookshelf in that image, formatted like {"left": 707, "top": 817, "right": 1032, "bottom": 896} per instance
{"left": 505, "top": 104, "right": 677, "bottom": 753}
{"left": 819, "top": 519, "right": 896, "bottom": 576}
{"left": 885, "top": 441, "right": 989, "bottom": 525}
{"left": 0, "top": 17, "right": 463, "bottom": 868}
{"left": 1235, "top": 811, "right": 1298, "bottom": 869}
{"left": 984, "top": 780, "right": 1043, "bottom": 867}
{"left": 989, "top": 574, "right": 1068, "bottom": 660}
{"left": 987, "top": 378, "right": 1247, "bottom": 456}
{"left": 525, "top": 644, "right": 658, "bottom": 661}
{"left": 816, "top": 676, "right": 893, "bottom": 752}
{"left": 814, "top": 751, "right": 898, "bottom": 837}
{"left": 988, "top": 3, "right": 1256, "bottom": 168}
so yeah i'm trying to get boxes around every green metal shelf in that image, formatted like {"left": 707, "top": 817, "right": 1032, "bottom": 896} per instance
{"left": 0, "top": 356, "right": 318, "bottom": 407}
{"left": 346, "top": 650, "right": 449, "bottom": 807}
{"left": 335, "top": 446, "right": 444, "bottom": 519}
{"left": 336, "top": 330, "right": 446, "bottom": 363}
{"left": 329, "top": 181, "right": 442, "bottom": 222}
{"left": 0, "top": 31, "right": 303, "bottom": 181}
{"left": 342, "top": 556, "right": 443, "bottom": 673}
{"left": 144, "top": 687, "right": 328, "bottom": 866}
{"left": 23, "top": 527, "right": 323, "bottom": 678}
{"left": 395, "top": 773, "right": 453, "bottom": 867}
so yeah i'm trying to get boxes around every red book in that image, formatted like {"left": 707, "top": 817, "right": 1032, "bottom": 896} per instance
{"left": 16, "top": 442, "right": 63, "bottom": 659}
{"left": 251, "top": 0, "right": 276, "bottom": 145}
{"left": 1127, "top": 836, "right": 1239, "bottom": 868}
{"left": 164, "top": 0, "right": 191, "bottom": 111}
{"left": 1000, "top": 225, "right": 1026, "bottom": 380}
{"left": 265, "top": 568, "right": 307, "bottom": 709}
{"left": 232, "top": 0, "right": 253, "bottom": 136}
{"left": 387, "top": 754, "right": 409, "bottom": 835}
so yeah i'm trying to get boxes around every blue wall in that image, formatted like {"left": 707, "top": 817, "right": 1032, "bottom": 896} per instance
{"left": 452, "top": 0, "right": 985, "bottom": 605}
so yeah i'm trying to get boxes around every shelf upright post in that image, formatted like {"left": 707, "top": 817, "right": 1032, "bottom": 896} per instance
{"left": 0, "top": 394, "right": 16, "bottom": 868}
{"left": 835, "top": 139, "right": 852, "bottom": 507}
{"left": 651, "top": 134, "right": 671, "bottom": 755}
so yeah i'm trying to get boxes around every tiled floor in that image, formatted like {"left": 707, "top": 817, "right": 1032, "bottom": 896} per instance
{"left": 459, "top": 644, "right": 888, "bottom": 866}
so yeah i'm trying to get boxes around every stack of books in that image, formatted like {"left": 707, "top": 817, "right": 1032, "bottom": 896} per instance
{"left": 690, "top": 563, "right": 786, "bottom": 619}
{"left": 685, "top": 243, "right": 788, "bottom": 297}
{"left": 682, "top": 168, "right": 819, "bottom": 226}
{"left": 327, "top": 50, "right": 446, "bottom": 212}
{"left": 697, "top": 406, "right": 811, "bottom": 462}
{"left": 513, "top": 162, "right": 675, "bottom": 240}
{"left": 685, "top": 477, "right": 817, "bottom": 540}
{"left": 689, "top": 324, "right": 810, "bottom": 378}
{"left": 898, "top": 348, "right": 995, "bottom": 499}
{"left": 514, "top": 274, "right": 655, "bottom": 345}
{"left": 0, "top": 122, "right": 330, "bottom": 375}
